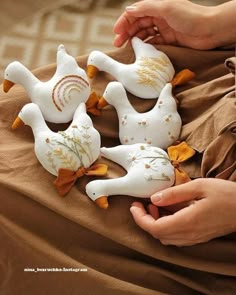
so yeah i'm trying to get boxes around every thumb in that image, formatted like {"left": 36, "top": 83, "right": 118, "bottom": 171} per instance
{"left": 126, "top": 1, "right": 165, "bottom": 18}
{"left": 151, "top": 179, "right": 204, "bottom": 206}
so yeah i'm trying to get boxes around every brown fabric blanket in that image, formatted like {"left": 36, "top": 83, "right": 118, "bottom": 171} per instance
{"left": 0, "top": 45, "right": 236, "bottom": 295}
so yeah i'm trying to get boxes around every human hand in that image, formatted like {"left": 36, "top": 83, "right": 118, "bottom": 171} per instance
{"left": 130, "top": 178, "right": 236, "bottom": 246}
{"left": 113, "top": 0, "right": 217, "bottom": 50}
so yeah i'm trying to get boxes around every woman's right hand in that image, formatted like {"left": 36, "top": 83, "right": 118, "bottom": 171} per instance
{"left": 113, "top": 0, "right": 234, "bottom": 50}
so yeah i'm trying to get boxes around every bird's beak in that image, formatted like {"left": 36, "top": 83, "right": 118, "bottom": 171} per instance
{"left": 3, "top": 79, "right": 15, "bottom": 93}
{"left": 95, "top": 196, "right": 109, "bottom": 209}
{"left": 12, "top": 116, "right": 24, "bottom": 130}
{"left": 87, "top": 65, "right": 99, "bottom": 79}
{"left": 97, "top": 97, "right": 108, "bottom": 110}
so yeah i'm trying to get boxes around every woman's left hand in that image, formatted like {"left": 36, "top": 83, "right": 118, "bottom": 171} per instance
{"left": 130, "top": 178, "right": 236, "bottom": 246}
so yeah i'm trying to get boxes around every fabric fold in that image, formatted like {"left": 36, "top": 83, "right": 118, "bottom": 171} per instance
{"left": 0, "top": 44, "right": 236, "bottom": 295}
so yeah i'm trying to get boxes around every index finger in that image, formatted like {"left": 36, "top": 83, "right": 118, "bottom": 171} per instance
{"left": 130, "top": 202, "right": 157, "bottom": 237}
{"left": 113, "top": 16, "right": 157, "bottom": 47}
{"left": 113, "top": 12, "right": 138, "bottom": 35}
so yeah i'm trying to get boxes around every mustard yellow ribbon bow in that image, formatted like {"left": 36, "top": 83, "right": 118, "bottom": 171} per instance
{"left": 171, "top": 69, "right": 195, "bottom": 87}
{"left": 167, "top": 142, "right": 196, "bottom": 185}
{"left": 85, "top": 91, "right": 101, "bottom": 116}
{"left": 54, "top": 163, "right": 108, "bottom": 196}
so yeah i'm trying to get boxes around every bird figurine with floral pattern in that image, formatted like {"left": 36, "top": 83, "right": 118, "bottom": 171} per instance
{"left": 86, "top": 142, "right": 195, "bottom": 209}
{"left": 95, "top": 68, "right": 194, "bottom": 148}
{"left": 98, "top": 81, "right": 180, "bottom": 149}
{"left": 12, "top": 102, "right": 107, "bottom": 200}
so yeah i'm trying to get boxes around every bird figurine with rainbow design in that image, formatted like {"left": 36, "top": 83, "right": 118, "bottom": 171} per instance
{"left": 3, "top": 44, "right": 96, "bottom": 123}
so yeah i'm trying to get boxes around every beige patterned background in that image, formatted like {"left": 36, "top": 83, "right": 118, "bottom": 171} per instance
{"left": 0, "top": 0, "right": 226, "bottom": 81}
{"left": 0, "top": 0, "right": 134, "bottom": 81}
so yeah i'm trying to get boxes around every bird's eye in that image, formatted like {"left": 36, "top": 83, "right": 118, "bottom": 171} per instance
{"left": 93, "top": 192, "right": 95, "bottom": 195}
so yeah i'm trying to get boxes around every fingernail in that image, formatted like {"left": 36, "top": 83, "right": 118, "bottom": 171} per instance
{"left": 126, "top": 5, "right": 136, "bottom": 10}
{"left": 152, "top": 192, "right": 163, "bottom": 203}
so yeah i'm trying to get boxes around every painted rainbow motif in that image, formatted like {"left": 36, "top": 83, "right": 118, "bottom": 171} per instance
{"left": 52, "top": 75, "right": 89, "bottom": 112}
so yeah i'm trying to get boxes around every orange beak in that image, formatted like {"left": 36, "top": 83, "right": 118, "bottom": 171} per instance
{"left": 3, "top": 79, "right": 15, "bottom": 93}
{"left": 87, "top": 65, "right": 99, "bottom": 79}
{"left": 97, "top": 97, "right": 109, "bottom": 110}
{"left": 12, "top": 116, "right": 24, "bottom": 130}
{"left": 95, "top": 196, "right": 108, "bottom": 209}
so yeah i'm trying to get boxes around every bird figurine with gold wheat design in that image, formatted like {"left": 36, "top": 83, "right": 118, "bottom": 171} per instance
{"left": 12, "top": 102, "right": 107, "bottom": 202}
{"left": 3, "top": 44, "right": 94, "bottom": 123}
{"left": 86, "top": 142, "right": 195, "bottom": 209}
{"left": 87, "top": 37, "right": 175, "bottom": 98}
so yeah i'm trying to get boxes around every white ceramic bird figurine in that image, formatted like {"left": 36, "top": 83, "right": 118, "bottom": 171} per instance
{"left": 98, "top": 81, "right": 181, "bottom": 149}
{"left": 87, "top": 37, "right": 175, "bottom": 98}
{"left": 86, "top": 143, "right": 175, "bottom": 209}
{"left": 4, "top": 44, "right": 91, "bottom": 123}
{"left": 12, "top": 102, "right": 107, "bottom": 197}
